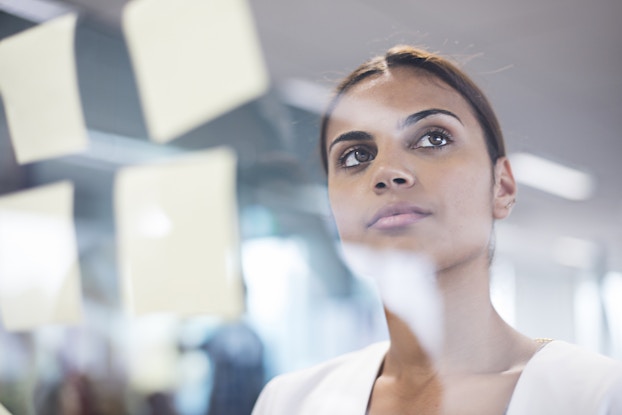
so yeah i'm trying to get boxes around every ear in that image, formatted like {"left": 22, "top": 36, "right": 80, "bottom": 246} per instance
{"left": 493, "top": 157, "right": 517, "bottom": 220}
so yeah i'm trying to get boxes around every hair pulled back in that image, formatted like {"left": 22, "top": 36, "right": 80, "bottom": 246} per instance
{"left": 319, "top": 45, "right": 506, "bottom": 172}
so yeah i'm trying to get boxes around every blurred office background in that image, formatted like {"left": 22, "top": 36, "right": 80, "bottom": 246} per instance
{"left": 0, "top": 0, "right": 621, "bottom": 413}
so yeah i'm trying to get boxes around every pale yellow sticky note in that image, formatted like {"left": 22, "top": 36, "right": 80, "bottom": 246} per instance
{"left": 122, "top": 0, "right": 269, "bottom": 143}
{"left": 0, "top": 403, "right": 12, "bottom": 415}
{"left": 0, "top": 14, "right": 88, "bottom": 164}
{"left": 0, "top": 181, "right": 83, "bottom": 331}
{"left": 115, "top": 147, "right": 244, "bottom": 318}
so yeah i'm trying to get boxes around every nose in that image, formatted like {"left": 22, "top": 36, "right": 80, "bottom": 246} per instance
{"left": 371, "top": 157, "right": 416, "bottom": 193}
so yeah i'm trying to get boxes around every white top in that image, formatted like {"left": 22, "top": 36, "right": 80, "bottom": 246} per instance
{"left": 252, "top": 340, "right": 622, "bottom": 415}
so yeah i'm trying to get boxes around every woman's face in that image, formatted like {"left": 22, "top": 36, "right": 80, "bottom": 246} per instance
{"left": 325, "top": 67, "right": 515, "bottom": 273}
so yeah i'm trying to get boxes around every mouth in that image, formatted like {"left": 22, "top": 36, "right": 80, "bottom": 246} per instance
{"left": 367, "top": 202, "right": 431, "bottom": 230}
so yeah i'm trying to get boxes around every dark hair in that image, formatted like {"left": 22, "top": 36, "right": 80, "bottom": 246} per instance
{"left": 319, "top": 45, "right": 506, "bottom": 172}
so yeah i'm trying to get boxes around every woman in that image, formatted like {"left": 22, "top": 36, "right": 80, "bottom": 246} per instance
{"left": 252, "top": 45, "right": 622, "bottom": 414}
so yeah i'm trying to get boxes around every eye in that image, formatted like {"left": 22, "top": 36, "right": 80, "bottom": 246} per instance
{"left": 416, "top": 129, "right": 452, "bottom": 149}
{"left": 340, "top": 147, "right": 375, "bottom": 167}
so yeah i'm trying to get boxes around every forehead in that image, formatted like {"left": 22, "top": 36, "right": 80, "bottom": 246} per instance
{"left": 326, "top": 67, "right": 478, "bottom": 139}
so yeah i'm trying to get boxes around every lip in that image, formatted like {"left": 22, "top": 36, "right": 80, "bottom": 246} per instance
{"left": 367, "top": 202, "right": 431, "bottom": 230}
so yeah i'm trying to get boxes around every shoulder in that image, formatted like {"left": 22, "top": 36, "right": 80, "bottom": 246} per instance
{"left": 252, "top": 341, "right": 389, "bottom": 415}
{"left": 508, "top": 340, "right": 622, "bottom": 414}
{"left": 531, "top": 340, "right": 622, "bottom": 386}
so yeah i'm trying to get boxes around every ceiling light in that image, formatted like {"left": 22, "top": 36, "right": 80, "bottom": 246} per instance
{"left": 278, "top": 78, "right": 330, "bottom": 114}
{"left": 552, "top": 236, "right": 599, "bottom": 269}
{"left": 509, "top": 152, "right": 594, "bottom": 201}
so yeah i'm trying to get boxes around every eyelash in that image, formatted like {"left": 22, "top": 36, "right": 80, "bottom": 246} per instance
{"left": 335, "top": 127, "right": 454, "bottom": 170}
{"left": 336, "top": 145, "right": 375, "bottom": 169}
{"left": 412, "top": 127, "right": 453, "bottom": 150}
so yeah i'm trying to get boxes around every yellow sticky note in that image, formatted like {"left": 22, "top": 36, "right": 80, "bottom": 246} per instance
{"left": 0, "top": 181, "right": 83, "bottom": 331}
{"left": 122, "top": 0, "right": 269, "bottom": 143}
{"left": 115, "top": 147, "right": 243, "bottom": 318}
{"left": 0, "top": 14, "right": 88, "bottom": 164}
{"left": 0, "top": 403, "right": 12, "bottom": 415}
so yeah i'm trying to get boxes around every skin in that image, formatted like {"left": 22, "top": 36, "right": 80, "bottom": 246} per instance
{"left": 325, "top": 66, "right": 540, "bottom": 414}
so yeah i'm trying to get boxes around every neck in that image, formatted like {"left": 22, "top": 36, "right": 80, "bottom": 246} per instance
{"left": 382, "top": 256, "right": 536, "bottom": 379}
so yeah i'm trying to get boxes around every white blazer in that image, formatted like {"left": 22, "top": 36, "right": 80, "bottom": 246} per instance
{"left": 252, "top": 341, "right": 622, "bottom": 414}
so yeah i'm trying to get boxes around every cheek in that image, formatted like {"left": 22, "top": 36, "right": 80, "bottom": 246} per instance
{"left": 434, "top": 161, "right": 494, "bottom": 218}
{"left": 328, "top": 183, "right": 361, "bottom": 239}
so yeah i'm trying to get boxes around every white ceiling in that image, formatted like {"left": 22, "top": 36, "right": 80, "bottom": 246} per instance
{"left": 2, "top": 0, "right": 621, "bottom": 271}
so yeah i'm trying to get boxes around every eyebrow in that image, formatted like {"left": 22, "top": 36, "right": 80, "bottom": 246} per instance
{"left": 328, "top": 108, "right": 462, "bottom": 154}
{"left": 328, "top": 130, "right": 373, "bottom": 154}
{"left": 397, "top": 108, "right": 463, "bottom": 130}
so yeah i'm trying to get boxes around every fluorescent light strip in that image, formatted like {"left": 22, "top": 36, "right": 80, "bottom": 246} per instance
{"left": 509, "top": 152, "right": 594, "bottom": 201}
{"left": 62, "top": 129, "right": 187, "bottom": 171}
{"left": 278, "top": 78, "right": 330, "bottom": 114}
{"left": 552, "top": 236, "right": 598, "bottom": 269}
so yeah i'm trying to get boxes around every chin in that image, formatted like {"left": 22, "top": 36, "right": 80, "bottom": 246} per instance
{"left": 344, "top": 235, "right": 427, "bottom": 255}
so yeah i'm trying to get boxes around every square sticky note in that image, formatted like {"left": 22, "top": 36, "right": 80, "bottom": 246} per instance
{"left": 0, "top": 14, "right": 88, "bottom": 164}
{"left": 115, "top": 147, "right": 244, "bottom": 318}
{"left": 0, "top": 181, "right": 83, "bottom": 331}
{"left": 0, "top": 403, "right": 12, "bottom": 415}
{"left": 123, "top": 0, "right": 269, "bottom": 142}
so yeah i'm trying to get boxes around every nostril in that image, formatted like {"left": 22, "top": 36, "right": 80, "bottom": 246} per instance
{"left": 375, "top": 182, "right": 387, "bottom": 189}
{"left": 393, "top": 177, "right": 407, "bottom": 185}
